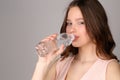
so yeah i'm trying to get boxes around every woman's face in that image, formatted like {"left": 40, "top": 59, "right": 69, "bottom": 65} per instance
{"left": 66, "top": 6, "right": 92, "bottom": 48}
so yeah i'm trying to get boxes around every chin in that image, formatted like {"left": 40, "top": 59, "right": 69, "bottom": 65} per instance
{"left": 72, "top": 43, "right": 80, "bottom": 48}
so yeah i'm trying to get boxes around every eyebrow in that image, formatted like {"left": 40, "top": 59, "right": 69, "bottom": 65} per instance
{"left": 67, "top": 18, "right": 84, "bottom": 21}
{"left": 76, "top": 18, "right": 84, "bottom": 20}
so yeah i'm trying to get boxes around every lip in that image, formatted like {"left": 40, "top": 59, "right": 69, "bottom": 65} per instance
{"left": 73, "top": 35, "right": 79, "bottom": 41}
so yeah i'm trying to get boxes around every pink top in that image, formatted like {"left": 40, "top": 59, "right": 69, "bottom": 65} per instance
{"left": 55, "top": 56, "right": 114, "bottom": 80}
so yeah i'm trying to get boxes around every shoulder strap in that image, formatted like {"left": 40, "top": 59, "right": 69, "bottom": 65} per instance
{"left": 55, "top": 56, "right": 74, "bottom": 80}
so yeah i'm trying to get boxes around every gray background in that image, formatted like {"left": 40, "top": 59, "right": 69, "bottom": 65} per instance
{"left": 0, "top": 0, "right": 119, "bottom": 80}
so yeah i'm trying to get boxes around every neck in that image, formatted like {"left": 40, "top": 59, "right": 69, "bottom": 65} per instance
{"left": 75, "top": 43, "right": 98, "bottom": 62}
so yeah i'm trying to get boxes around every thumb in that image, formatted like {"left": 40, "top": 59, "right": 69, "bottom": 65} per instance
{"left": 56, "top": 44, "right": 65, "bottom": 55}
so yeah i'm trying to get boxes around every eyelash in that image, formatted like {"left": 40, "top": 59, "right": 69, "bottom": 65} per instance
{"left": 66, "top": 22, "right": 72, "bottom": 26}
{"left": 66, "top": 21, "right": 85, "bottom": 26}
{"left": 78, "top": 22, "right": 85, "bottom": 25}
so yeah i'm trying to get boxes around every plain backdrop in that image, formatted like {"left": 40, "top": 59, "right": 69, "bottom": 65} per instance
{"left": 0, "top": 0, "right": 120, "bottom": 80}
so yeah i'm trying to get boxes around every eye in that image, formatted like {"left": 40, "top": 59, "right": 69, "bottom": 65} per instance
{"left": 66, "top": 21, "right": 72, "bottom": 26}
{"left": 78, "top": 21, "right": 85, "bottom": 25}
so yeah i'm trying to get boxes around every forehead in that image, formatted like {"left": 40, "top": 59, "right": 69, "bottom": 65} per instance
{"left": 67, "top": 6, "right": 83, "bottom": 19}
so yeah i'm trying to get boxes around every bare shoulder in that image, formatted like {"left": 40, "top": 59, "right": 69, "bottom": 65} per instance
{"left": 106, "top": 59, "right": 120, "bottom": 80}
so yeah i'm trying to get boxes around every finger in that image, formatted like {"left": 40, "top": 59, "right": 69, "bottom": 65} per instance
{"left": 46, "top": 34, "right": 58, "bottom": 40}
{"left": 35, "top": 44, "right": 47, "bottom": 57}
{"left": 40, "top": 33, "right": 57, "bottom": 42}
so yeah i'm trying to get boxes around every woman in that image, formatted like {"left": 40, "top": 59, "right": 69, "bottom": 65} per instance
{"left": 32, "top": 0, "right": 120, "bottom": 80}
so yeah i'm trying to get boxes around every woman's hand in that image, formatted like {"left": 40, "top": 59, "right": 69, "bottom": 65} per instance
{"left": 35, "top": 33, "right": 64, "bottom": 65}
{"left": 32, "top": 34, "right": 65, "bottom": 80}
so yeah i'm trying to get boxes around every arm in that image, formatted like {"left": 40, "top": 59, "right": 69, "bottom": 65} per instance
{"left": 44, "top": 62, "right": 57, "bottom": 80}
{"left": 106, "top": 60, "right": 120, "bottom": 80}
{"left": 32, "top": 57, "right": 49, "bottom": 80}
{"left": 32, "top": 34, "right": 64, "bottom": 80}
{"left": 32, "top": 55, "right": 60, "bottom": 80}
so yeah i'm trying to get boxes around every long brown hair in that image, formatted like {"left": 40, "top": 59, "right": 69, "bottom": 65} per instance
{"left": 60, "top": 0, "right": 118, "bottom": 61}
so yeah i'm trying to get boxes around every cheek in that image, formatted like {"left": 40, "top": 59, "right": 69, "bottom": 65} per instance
{"left": 72, "top": 34, "right": 91, "bottom": 47}
{"left": 66, "top": 28, "right": 69, "bottom": 33}
{"left": 66, "top": 26, "right": 71, "bottom": 33}
{"left": 77, "top": 26, "right": 87, "bottom": 35}
{"left": 81, "top": 32, "right": 92, "bottom": 46}
{"left": 72, "top": 28, "right": 91, "bottom": 46}
{"left": 80, "top": 28, "right": 90, "bottom": 42}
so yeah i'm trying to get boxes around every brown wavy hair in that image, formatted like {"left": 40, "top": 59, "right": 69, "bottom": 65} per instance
{"left": 60, "top": 0, "right": 119, "bottom": 61}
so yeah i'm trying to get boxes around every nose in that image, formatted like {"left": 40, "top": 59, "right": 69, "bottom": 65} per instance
{"left": 67, "top": 26, "right": 75, "bottom": 34}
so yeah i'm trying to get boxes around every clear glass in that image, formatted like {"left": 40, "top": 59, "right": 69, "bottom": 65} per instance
{"left": 38, "top": 33, "right": 75, "bottom": 57}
